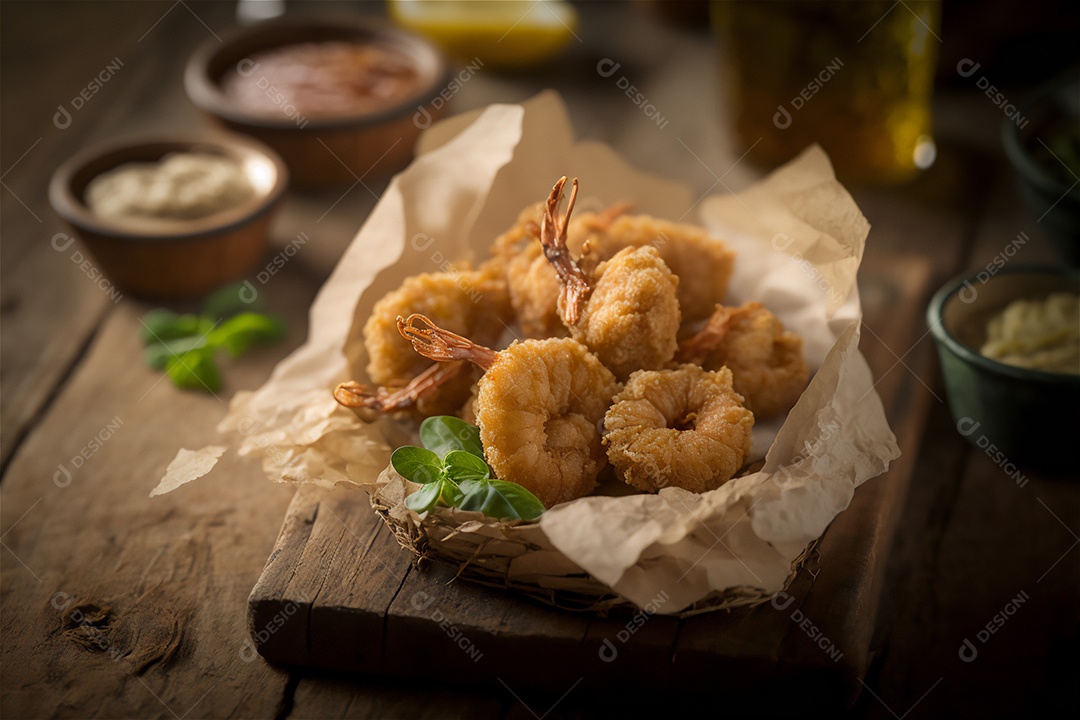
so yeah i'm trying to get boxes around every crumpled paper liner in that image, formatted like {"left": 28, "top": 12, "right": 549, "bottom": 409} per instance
{"left": 166, "top": 91, "right": 898, "bottom": 616}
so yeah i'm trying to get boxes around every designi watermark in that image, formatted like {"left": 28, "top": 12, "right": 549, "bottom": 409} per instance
{"left": 771, "top": 591, "right": 843, "bottom": 662}
{"left": 240, "top": 600, "right": 301, "bottom": 662}
{"left": 411, "top": 591, "right": 484, "bottom": 662}
{"left": 53, "top": 58, "right": 124, "bottom": 129}
{"left": 239, "top": 231, "right": 309, "bottom": 303}
{"left": 956, "top": 418, "right": 1029, "bottom": 488}
{"left": 53, "top": 415, "right": 124, "bottom": 487}
{"left": 597, "top": 590, "right": 669, "bottom": 662}
{"left": 957, "top": 231, "right": 1029, "bottom": 303}
{"left": 410, "top": 232, "right": 483, "bottom": 303}
{"left": 414, "top": 58, "right": 484, "bottom": 129}
{"left": 597, "top": 59, "right": 669, "bottom": 130}
{"left": 51, "top": 233, "right": 122, "bottom": 303}
{"left": 958, "top": 590, "right": 1029, "bottom": 662}
{"left": 234, "top": 58, "right": 309, "bottom": 128}
{"left": 957, "top": 59, "right": 1029, "bottom": 130}
{"left": 773, "top": 57, "right": 844, "bottom": 129}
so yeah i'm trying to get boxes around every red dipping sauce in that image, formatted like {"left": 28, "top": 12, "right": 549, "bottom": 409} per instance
{"left": 220, "top": 40, "right": 420, "bottom": 120}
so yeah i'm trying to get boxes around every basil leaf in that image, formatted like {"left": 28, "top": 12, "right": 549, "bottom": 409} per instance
{"left": 202, "top": 282, "right": 261, "bottom": 321}
{"left": 404, "top": 480, "right": 442, "bottom": 515}
{"left": 405, "top": 477, "right": 463, "bottom": 515}
{"left": 139, "top": 309, "right": 209, "bottom": 345}
{"left": 165, "top": 349, "right": 222, "bottom": 393}
{"left": 458, "top": 478, "right": 545, "bottom": 521}
{"left": 419, "top": 416, "right": 484, "bottom": 459}
{"left": 390, "top": 446, "right": 443, "bottom": 485}
{"left": 145, "top": 335, "right": 210, "bottom": 370}
{"left": 443, "top": 450, "right": 490, "bottom": 483}
{"left": 209, "top": 313, "right": 286, "bottom": 357}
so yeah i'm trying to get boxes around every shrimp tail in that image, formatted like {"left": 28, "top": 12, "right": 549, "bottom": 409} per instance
{"left": 397, "top": 314, "right": 497, "bottom": 371}
{"left": 582, "top": 200, "right": 633, "bottom": 232}
{"left": 334, "top": 361, "right": 469, "bottom": 422}
{"left": 540, "top": 176, "right": 591, "bottom": 326}
{"left": 678, "top": 304, "right": 736, "bottom": 364}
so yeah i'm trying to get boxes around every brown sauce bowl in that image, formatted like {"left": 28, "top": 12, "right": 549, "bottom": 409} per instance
{"left": 185, "top": 16, "right": 451, "bottom": 188}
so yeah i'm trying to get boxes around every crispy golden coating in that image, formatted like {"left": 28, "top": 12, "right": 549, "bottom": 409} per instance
{"left": 571, "top": 246, "right": 680, "bottom": 381}
{"left": 476, "top": 338, "right": 619, "bottom": 507}
{"left": 603, "top": 365, "right": 754, "bottom": 494}
{"left": 359, "top": 266, "right": 511, "bottom": 416}
{"left": 492, "top": 193, "right": 631, "bottom": 338}
{"left": 680, "top": 302, "right": 808, "bottom": 418}
{"left": 506, "top": 241, "right": 566, "bottom": 338}
{"left": 503, "top": 213, "right": 733, "bottom": 335}
{"left": 398, "top": 313, "right": 619, "bottom": 509}
{"left": 596, "top": 215, "right": 735, "bottom": 323}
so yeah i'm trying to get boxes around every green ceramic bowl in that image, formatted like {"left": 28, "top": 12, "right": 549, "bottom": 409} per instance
{"left": 928, "top": 266, "right": 1080, "bottom": 474}
{"left": 1002, "top": 73, "right": 1080, "bottom": 266}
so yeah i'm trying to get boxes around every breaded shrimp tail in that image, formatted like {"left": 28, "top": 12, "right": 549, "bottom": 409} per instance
{"left": 540, "top": 176, "right": 590, "bottom": 326}
{"left": 397, "top": 314, "right": 498, "bottom": 371}
{"left": 333, "top": 360, "right": 469, "bottom": 422}
{"left": 677, "top": 303, "right": 732, "bottom": 365}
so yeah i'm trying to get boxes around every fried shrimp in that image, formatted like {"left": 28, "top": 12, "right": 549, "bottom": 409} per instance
{"left": 343, "top": 265, "right": 512, "bottom": 419}
{"left": 398, "top": 314, "right": 619, "bottom": 508}
{"left": 678, "top": 302, "right": 808, "bottom": 418}
{"left": 491, "top": 194, "right": 631, "bottom": 338}
{"left": 588, "top": 215, "right": 735, "bottom": 323}
{"left": 603, "top": 364, "right": 754, "bottom": 494}
{"left": 541, "top": 177, "right": 681, "bottom": 381}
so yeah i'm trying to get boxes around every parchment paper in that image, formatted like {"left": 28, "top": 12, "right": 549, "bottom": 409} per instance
{"left": 164, "top": 91, "right": 898, "bottom": 614}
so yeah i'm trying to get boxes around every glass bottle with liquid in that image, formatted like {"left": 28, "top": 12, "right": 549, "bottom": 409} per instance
{"left": 714, "top": 0, "right": 940, "bottom": 184}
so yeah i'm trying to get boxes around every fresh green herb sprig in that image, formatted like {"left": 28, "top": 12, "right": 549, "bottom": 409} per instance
{"left": 391, "top": 416, "right": 546, "bottom": 521}
{"left": 139, "top": 283, "right": 285, "bottom": 393}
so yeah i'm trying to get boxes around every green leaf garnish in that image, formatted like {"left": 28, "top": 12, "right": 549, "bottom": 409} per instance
{"left": 405, "top": 477, "right": 463, "bottom": 515}
{"left": 139, "top": 309, "right": 210, "bottom": 345}
{"left": 394, "top": 418, "right": 546, "bottom": 522}
{"left": 139, "top": 288, "right": 285, "bottom": 393}
{"left": 458, "top": 478, "right": 546, "bottom": 521}
{"left": 145, "top": 335, "right": 210, "bottom": 370}
{"left": 391, "top": 446, "right": 444, "bottom": 485}
{"left": 442, "top": 450, "right": 490, "bottom": 482}
{"left": 201, "top": 281, "right": 261, "bottom": 321}
{"left": 419, "top": 415, "right": 485, "bottom": 459}
{"left": 209, "top": 313, "right": 286, "bottom": 357}
{"left": 165, "top": 350, "right": 222, "bottom": 392}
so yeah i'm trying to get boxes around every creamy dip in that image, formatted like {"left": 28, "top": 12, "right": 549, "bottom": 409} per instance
{"left": 86, "top": 152, "right": 255, "bottom": 224}
{"left": 980, "top": 292, "right": 1080, "bottom": 375}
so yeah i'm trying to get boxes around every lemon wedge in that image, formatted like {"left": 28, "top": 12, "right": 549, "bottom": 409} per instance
{"left": 388, "top": 0, "right": 579, "bottom": 70}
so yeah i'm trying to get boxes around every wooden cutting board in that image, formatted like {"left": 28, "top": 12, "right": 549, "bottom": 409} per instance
{"left": 248, "top": 253, "right": 935, "bottom": 710}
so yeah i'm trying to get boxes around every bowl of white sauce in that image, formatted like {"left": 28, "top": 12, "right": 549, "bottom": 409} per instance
{"left": 928, "top": 265, "right": 1080, "bottom": 474}
{"left": 49, "top": 133, "right": 287, "bottom": 299}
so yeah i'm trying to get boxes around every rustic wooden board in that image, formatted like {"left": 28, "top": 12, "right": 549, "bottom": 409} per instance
{"left": 248, "top": 250, "right": 937, "bottom": 709}
{"left": 0, "top": 264, "right": 317, "bottom": 719}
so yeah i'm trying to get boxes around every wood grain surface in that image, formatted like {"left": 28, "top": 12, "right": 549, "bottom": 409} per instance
{"left": 2, "top": 2, "right": 1076, "bottom": 719}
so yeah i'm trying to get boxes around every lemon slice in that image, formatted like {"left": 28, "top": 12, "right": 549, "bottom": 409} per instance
{"left": 389, "top": 0, "right": 579, "bottom": 70}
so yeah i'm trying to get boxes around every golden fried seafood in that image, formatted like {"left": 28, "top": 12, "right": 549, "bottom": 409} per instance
{"left": 540, "top": 177, "right": 681, "bottom": 380}
{"left": 398, "top": 314, "right": 619, "bottom": 508}
{"left": 496, "top": 191, "right": 732, "bottom": 336}
{"left": 345, "top": 265, "right": 512, "bottom": 419}
{"left": 492, "top": 196, "right": 630, "bottom": 338}
{"left": 334, "top": 361, "right": 470, "bottom": 422}
{"left": 603, "top": 364, "right": 754, "bottom": 494}
{"left": 678, "top": 302, "right": 808, "bottom": 418}
{"left": 594, "top": 215, "right": 735, "bottom": 323}
{"left": 572, "top": 246, "right": 681, "bottom": 381}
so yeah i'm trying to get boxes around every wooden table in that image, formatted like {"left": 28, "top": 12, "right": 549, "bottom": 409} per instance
{"left": 2, "top": 2, "right": 1076, "bottom": 718}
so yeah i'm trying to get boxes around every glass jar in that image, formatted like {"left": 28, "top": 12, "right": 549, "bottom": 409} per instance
{"left": 714, "top": 0, "right": 940, "bottom": 184}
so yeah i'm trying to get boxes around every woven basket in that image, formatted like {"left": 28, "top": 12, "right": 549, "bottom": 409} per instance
{"left": 367, "top": 466, "right": 817, "bottom": 617}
